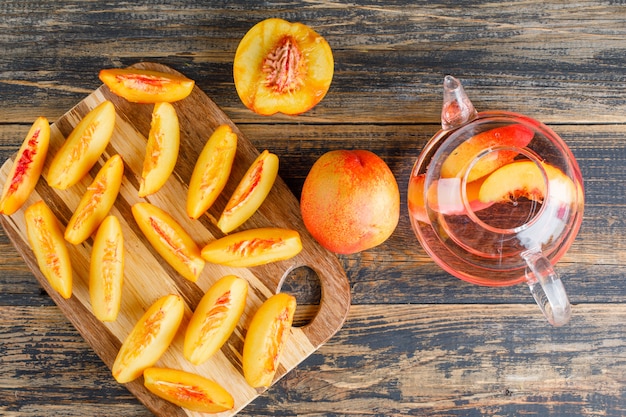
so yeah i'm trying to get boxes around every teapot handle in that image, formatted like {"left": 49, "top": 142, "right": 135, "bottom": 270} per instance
{"left": 522, "top": 249, "right": 572, "bottom": 326}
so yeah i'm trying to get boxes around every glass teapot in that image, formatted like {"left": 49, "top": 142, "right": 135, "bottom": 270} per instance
{"left": 408, "top": 76, "right": 584, "bottom": 326}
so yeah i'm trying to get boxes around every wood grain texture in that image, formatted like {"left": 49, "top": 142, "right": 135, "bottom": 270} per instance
{"left": 1, "top": 1, "right": 626, "bottom": 416}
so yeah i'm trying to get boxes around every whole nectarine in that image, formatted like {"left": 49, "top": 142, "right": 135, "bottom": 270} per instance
{"left": 300, "top": 150, "right": 400, "bottom": 254}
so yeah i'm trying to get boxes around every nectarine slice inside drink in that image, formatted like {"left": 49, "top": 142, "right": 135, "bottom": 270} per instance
{"left": 201, "top": 227, "right": 302, "bottom": 268}
{"left": 217, "top": 150, "right": 278, "bottom": 233}
{"left": 47, "top": 100, "right": 116, "bottom": 190}
{"left": 243, "top": 292, "right": 296, "bottom": 388}
{"left": 186, "top": 124, "right": 238, "bottom": 219}
{"left": 138, "top": 102, "right": 180, "bottom": 197}
{"left": 234, "top": 18, "right": 334, "bottom": 115}
{"left": 89, "top": 215, "right": 124, "bottom": 322}
{"left": 0, "top": 117, "right": 50, "bottom": 215}
{"left": 25, "top": 201, "right": 72, "bottom": 299}
{"left": 183, "top": 275, "right": 248, "bottom": 365}
{"left": 99, "top": 68, "right": 195, "bottom": 103}
{"left": 112, "top": 294, "right": 184, "bottom": 383}
{"left": 143, "top": 367, "right": 234, "bottom": 413}
{"left": 441, "top": 124, "right": 534, "bottom": 182}
{"left": 132, "top": 202, "right": 205, "bottom": 282}
{"left": 64, "top": 154, "right": 124, "bottom": 245}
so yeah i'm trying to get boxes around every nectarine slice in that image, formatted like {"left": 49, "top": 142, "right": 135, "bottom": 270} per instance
{"left": 99, "top": 68, "right": 195, "bottom": 103}
{"left": 234, "top": 18, "right": 334, "bottom": 115}
{"left": 186, "top": 124, "right": 238, "bottom": 219}
{"left": 138, "top": 102, "right": 180, "bottom": 197}
{"left": 243, "top": 292, "right": 296, "bottom": 388}
{"left": 47, "top": 100, "right": 116, "bottom": 190}
{"left": 201, "top": 227, "right": 302, "bottom": 268}
{"left": 64, "top": 154, "right": 124, "bottom": 245}
{"left": 478, "top": 160, "right": 576, "bottom": 204}
{"left": 217, "top": 150, "right": 278, "bottom": 233}
{"left": 183, "top": 275, "right": 248, "bottom": 365}
{"left": 0, "top": 117, "right": 50, "bottom": 215}
{"left": 441, "top": 124, "right": 534, "bottom": 182}
{"left": 25, "top": 201, "right": 72, "bottom": 299}
{"left": 89, "top": 215, "right": 124, "bottom": 322}
{"left": 112, "top": 294, "right": 184, "bottom": 383}
{"left": 143, "top": 367, "right": 234, "bottom": 413}
{"left": 132, "top": 202, "right": 205, "bottom": 282}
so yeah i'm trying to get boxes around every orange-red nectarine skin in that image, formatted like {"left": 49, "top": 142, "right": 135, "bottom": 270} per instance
{"left": 300, "top": 150, "right": 400, "bottom": 254}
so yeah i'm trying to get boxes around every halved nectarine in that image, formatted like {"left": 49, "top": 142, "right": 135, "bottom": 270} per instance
{"left": 217, "top": 150, "right": 278, "bottom": 234}
{"left": 112, "top": 294, "right": 184, "bottom": 384}
{"left": 201, "top": 227, "right": 302, "bottom": 268}
{"left": 25, "top": 201, "right": 72, "bottom": 299}
{"left": 243, "top": 292, "right": 296, "bottom": 388}
{"left": 183, "top": 275, "right": 248, "bottom": 365}
{"left": 132, "top": 202, "right": 205, "bottom": 282}
{"left": 89, "top": 215, "right": 124, "bottom": 322}
{"left": 478, "top": 160, "right": 576, "bottom": 204}
{"left": 47, "top": 100, "right": 116, "bottom": 190}
{"left": 0, "top": 117, "right": 50, "bottom": 215}
{"left": 65, "top": 154, "right": 124, "bottom": 245}
{"left": 441, "top": 124, "right": 534, "bottom": 182}
{"left": 99, "top": 68, "right": 195, "bottom": 103}
{"left": 138, "top": 102, "right": 180, "bottom": 197}
{"left": 186, "top": 124, "right": 238, "bottom": 219}
{"left": 143, "top": 367, "right": 234, "bottom": 413}
{"left": 233, "top": 18, "right": 334, "bottom": 115}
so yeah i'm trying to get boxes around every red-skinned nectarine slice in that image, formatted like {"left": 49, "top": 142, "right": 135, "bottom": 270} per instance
{"left": 183, "top": 275, "right": 248, "bottom": 365}
{"left": 201, "top": 227, "right": 302, "bottom": 268}
{"left": 234, "top": 18, "right": 334, "bottom": 115}
{"left": 217, "top": 150, "right": 278, "bottom": 233}
{"left": 132, "top": 202, "right": 205, "bottom": 282}
{"left": 478, "top": 160, "right": 576, "bottom": 204}
{"left": 143, "top": 367, "right": 234, "bottom": 413}
{"left": 138, "top": 102, "right": 180, "bottom": 197}
{"left": 89, "top": 215, "right": 124, "bottom": 322}
{"left": 112, "top": 294, "right": 184, "bottom": 383}
{"left": 99, "top": 68, "right": 195, "bottom": 103}
{"left": 243, "top": 292, "right": 296, "bottom": 388}
{"left": 0, "top": 117, "right": 50, "bottom": 215}
{"left": 186, "top": 124, "right": 238, "bottom": 219}
{"left": 441, "top": 124, "right": 534, "bottom": 182}
{"left": 64, "top": 154, "right": 124, "bottom": 245}
{"left": 47, "top": 100, "right": 116, "bottom": 190}
{"left": 25, "top": 201, "right": 73, "bottom": 299}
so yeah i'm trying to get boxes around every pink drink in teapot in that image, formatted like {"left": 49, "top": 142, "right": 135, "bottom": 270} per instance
{"left": 408, "top": 76, "right": 584, "bottom": 326}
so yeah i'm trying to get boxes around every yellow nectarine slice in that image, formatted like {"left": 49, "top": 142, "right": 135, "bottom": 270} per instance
{"left": 234, "top": 18, "right": 334, "bottom": 115}
{"left": 90, "top": 215, "right": 124, "bottom": 322}
{"left": 183, "top": 275, "right": 248, "bottom": 365}
{"left": 64, "top": 155, "right": 124, "bottom": 245}
{"left": 143, "top": 367, "right": 234, "bottom": 413}
{"left": 138, "top": 102, "right": 180, "bottom": 197}
{"left": 99, "top": 68, "right": 195, "bottom": 103}
{"left": 478, "top": 160, "right": 576, "bottom": 204}
{"left": 0, "top": 117, "right": 50, "bottom": 215}
{"left": 24, "top": 201, "right": 72, "bottom": 299}
{"left": 441, "top": 124, "right": 534, "bottom": 182}
{"left": 201, "top": 228, "right": 302, "bottom": 268}
{"left": 132, "top": 202, "right": 205, "bottom": 282}
{"left": 112, "top": 294, "right": 184, "bottom": 383}
{"left": 47, "top": 100, "right": 116, "bottom": 190}
{"left": 186, "top": 124, "right": 238, "bottom": 219}
{"left": 243, "top": 292, "right": 296, "bottom": 388}
{"left": 217, "top": 150, "right": 278, "bottom": 233}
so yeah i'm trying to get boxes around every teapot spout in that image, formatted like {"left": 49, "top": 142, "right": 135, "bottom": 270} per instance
{"left": 441, "top": 75, "right": 477, "bottom": 130}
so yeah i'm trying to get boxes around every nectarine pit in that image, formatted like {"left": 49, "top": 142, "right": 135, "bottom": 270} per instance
{"left": 263, "top": 36, "right": 306, "bottom": 93}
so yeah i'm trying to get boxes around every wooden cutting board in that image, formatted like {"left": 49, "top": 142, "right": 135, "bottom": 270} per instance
{"left": 0, "top": 62, "right": 351, "bottom": 416}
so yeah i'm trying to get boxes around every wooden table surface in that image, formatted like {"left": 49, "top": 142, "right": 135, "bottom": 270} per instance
{"left": 1, "top": 1, "right": 625, "bottom": 416}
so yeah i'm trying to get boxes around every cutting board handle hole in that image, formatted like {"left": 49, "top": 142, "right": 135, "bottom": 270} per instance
{"left": 280, "top": 266, "right": 321, "bottom": 327}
